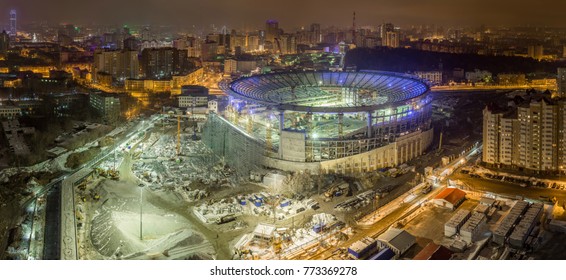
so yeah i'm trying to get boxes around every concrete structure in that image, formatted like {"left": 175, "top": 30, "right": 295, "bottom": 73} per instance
{"left": 433, "top": 188, "right": 466, "bottom": 210}
{"left": 483, "top": 98, "right": 566, "bottom": 174}
{"left": 414, "top": 71, "right": 443, "bottom": 85}
{"left": 444, "top": 209, "right": 471, "bottom": 237}
{"left": 493, "top": 200, "right": 529, "bottom": 245}
{"left": 508, "top": 203, "right": 543, "bottom": 248}
{"left": 206, "top": 71, "right": 433, "bottom": 175}
{"left": 89, "top": 93, "right": 121, "bottom": 124}
{"left": 178, "top": 85, "right": 209, "bottom": 108}
{"left": 558, "top": 68, "right": 566, "bottom": 98}
{"left": 460, "top": 212, "right": 487, "bottom": 244}
{"left": 376, "top": 228, "right": 416, "bottom": 257}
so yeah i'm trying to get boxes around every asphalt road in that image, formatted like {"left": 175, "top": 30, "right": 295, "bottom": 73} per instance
{"left": 42, "top": 182, "right": 61, "bottom": 260}
{"left": 452, "top": 173, "right": 566, "bottom": 204}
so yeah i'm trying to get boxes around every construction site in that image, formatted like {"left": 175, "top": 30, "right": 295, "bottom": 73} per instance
{"left": 7, "top": 70, "right": 563, "bottom": 261}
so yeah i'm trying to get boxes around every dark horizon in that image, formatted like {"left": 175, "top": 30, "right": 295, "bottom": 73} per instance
{"left": 1, "top": 0, "right": 566, "bottom": 30}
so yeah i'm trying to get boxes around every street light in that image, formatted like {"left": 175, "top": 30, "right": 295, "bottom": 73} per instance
{"left": 139, "top": 184, "right": 144, "bottom": 240}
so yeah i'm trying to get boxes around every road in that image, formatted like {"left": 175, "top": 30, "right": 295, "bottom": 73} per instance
{"left": 42, "top": 183, "right": 61, "bottom": 260}
{"left": 20, "top": 117, "right": 159, "bottom": 260}
{"left": 293, "top": 145, "right": 481, "bottom": 260}
{"left": 452, "top": 173, "right": 566, "bottom": 204}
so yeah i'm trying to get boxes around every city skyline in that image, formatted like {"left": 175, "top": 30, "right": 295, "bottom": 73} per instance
{"left": 1, "top": 0, "right": 566, "bottom": 29}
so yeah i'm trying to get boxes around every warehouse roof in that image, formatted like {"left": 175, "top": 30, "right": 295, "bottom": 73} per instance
{"left": 413, "top": 243, "right": 453, "bottom": 260}
{"left": 377, "top": 228, "right": 416, "bottom": 254}
{"left": 434, "top": 188, "right": 466, "bottom": 205}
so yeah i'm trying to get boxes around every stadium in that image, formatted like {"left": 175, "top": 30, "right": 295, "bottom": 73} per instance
{"left": 203, "top": 70, "right": 433, "bottom": 175}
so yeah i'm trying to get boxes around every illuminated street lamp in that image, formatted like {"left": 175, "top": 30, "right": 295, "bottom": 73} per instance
{"left": 139, "top": 184, "right": 144, "bottom": 240}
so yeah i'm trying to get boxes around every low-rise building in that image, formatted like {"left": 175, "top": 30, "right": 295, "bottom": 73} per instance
{"left": 178, "top": 85, "right": 209, "bottom": 108}
{"left": 376, "top": 228, "right": 416, "bottom": 257}
{"left": 89, "top": 93, "right": 121, "bottom": 124}
{"left": 0, "top": 105, "right": 21, "bottom": 119}
{"left": 433, "top": 188, "right": 466, "bottom": 210}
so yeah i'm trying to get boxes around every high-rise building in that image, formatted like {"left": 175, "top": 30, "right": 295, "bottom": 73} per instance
{"left": 93, "top": 50, "right": 140, "bottom": 82}
{"left": 558, "top": 68, "right": 566, "bottom": 98}
{"left": 483, "top": 97, "right": 566, "bottom": 174}
{"left": 140, "top": 48, "right": 190, "bottom": 79}
{"left": 9, "top": 10, "right": 16, "bottom": 36}
{"left": 528, "top": 45, "right": 544, "bottom": 60}
{"left": 265, "top": 20, "right": 279, "bottom": 43}
{"left": 384, "top": 31, "right": 399, "bottom": 48}
{"left": 380, "top": 23, "right": 394, "bottom": 40}
{"left": 0, "top": 30, "right": 9, "bottom": 58}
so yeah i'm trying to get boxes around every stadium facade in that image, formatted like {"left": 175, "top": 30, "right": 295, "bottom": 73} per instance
{"left": 203, "top": 70, "right": 433, "bottom": 175}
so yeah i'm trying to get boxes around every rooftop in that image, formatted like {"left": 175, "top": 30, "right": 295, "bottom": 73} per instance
{"left": 225, "top": 70, "right": 429, "bottom": 113}
{"left": 434, "top": 188, "right": 466, "bottom": 206}
{"left": 377, "top": 228, "right": 416, "bottom": 253}
{"left": 413, "top": 243, "right": 453, "bottom": 260}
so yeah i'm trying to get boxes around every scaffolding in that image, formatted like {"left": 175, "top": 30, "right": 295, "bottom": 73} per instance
{"left": 202, "top": 114, "right": 265, "bottom": 178}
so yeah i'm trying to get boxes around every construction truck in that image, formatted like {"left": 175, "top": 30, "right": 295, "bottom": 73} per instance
{"left": 420, "top": 183, "right": 432, "bottom": 194}
{"left": 324, "top": 182, "right": 349, "bottom": 198}
{"left": 108, "top": 170, "right": 120, "bottom": 180}
{"left": 216, "top": 214, "right": 236, "bottom": 224}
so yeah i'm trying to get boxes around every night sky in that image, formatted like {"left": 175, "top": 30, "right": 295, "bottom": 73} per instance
{"left": 1, "top": 0, "right": 565, "bottom": 29}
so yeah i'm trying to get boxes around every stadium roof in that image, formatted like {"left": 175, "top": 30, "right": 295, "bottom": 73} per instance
{"left": 223, "top": 70, "right": 429, "bottom": 113}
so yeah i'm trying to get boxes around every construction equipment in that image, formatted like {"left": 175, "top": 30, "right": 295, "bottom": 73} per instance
{"left": 216, "top": 214, "right": 236, "bottom": 224}
{"left": 274, "top": 37, "right": 283, "bottom": 54}
{"left": 266, "top": 123, "right": 272, "bottom": 153}
{"left": 176, "top": 115, "right": 181, "bottom": 156}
